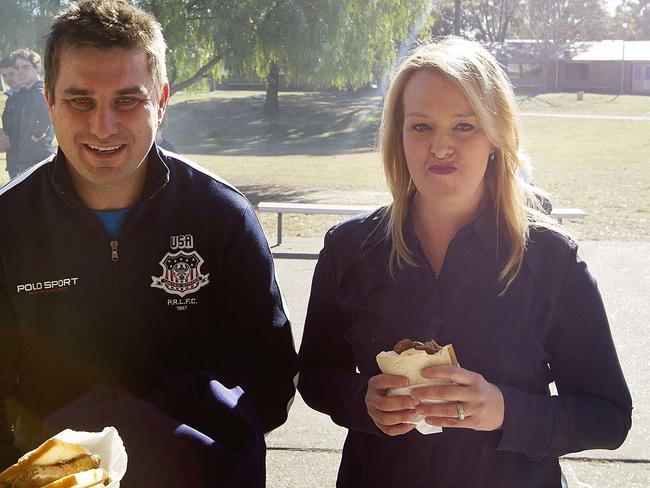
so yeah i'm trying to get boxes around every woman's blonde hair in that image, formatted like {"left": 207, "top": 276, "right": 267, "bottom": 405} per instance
{"left": 378, "top": 36, "right": 557, "bottom": 293}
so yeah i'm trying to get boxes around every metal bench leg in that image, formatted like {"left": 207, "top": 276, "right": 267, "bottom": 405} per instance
{"left": 277, "top": 213, "right": 283, "bottom": 246}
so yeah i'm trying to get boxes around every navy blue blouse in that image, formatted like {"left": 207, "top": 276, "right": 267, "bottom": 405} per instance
{"left": 298, "top": 207, "right": 632, "bottom": 488}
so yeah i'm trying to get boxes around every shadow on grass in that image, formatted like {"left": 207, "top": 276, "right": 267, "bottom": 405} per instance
{"left": 166, "top": 91, "right": 382, "bottom": 157}
{"left": 236, "top": 184, "right": 320, "bottom": 205}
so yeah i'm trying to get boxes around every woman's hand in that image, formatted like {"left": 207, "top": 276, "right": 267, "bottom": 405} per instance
{"left": 409, "top": 365, "right": 504, "bottom": 431}
{"left": 365, "top": 374, "right": 420, "bottom": 436}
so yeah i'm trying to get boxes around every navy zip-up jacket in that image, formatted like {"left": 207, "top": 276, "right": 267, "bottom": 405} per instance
{"left": 2, "top": 88, "right": 21, "bottom": 171}
{"left": 13, "top": 80, "right": 54, "bottom": 175}
{"left": 0, "top": 147, "right": 298, "bottom": 486}
{"left": 299, "top": 208, "right": 631, "bottom": 488}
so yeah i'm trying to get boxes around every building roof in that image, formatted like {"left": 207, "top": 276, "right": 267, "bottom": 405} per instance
{"left": 490, "top": 40, "right": 650, "bottom": 62}
{"left": 567, "top": 40, "right": 650, "bottom": 62}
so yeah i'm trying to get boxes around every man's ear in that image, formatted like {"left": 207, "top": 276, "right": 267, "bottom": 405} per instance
{"left": 157, "top": 83, "right": 170, "bottom": 122}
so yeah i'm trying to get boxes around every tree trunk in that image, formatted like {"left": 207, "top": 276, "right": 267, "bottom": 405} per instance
{"left": 264, "top": 62, "right": 280, "bottom": 116}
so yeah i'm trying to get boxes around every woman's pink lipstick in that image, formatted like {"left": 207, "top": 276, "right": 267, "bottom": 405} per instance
{"left": 428, "top": 165, "right": 456, "bottom": 175}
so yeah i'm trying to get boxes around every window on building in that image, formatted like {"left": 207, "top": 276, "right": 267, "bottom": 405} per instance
{"left": 507, "top": 63, "right": 542, "bottom": 79}
{"left": 566, "top": 63, "right": 589, "bottom": 80}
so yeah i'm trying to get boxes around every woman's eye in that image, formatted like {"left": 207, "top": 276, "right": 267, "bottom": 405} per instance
{"left": 455, "top": 122, "right": 475, "bottom": 132}
{"left": 411, "top": 123, "right": 430, "bottom": 133}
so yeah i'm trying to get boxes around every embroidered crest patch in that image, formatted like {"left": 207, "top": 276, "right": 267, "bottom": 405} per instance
{"left": 151, "top": 250, "right": 209, "bottom": 297}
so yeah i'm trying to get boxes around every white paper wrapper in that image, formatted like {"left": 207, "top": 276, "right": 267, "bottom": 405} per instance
{"left": 52, "top": 427, "right": 127, "bottom": 487}
{"left": 389, "top": 385, "right": 451, "bottom": 435}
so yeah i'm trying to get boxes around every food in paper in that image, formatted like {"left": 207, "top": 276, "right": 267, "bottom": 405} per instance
{"left": 0, "top": 427, "right": 126, "bottom": 488}
{"left": 0, "top": 438, "right": 108, "bottom": 487}
{"left": 376, "top": 338, "right": 458, "bottom": 386}
{"left": 376, "top": 338, "right": 459, "bottom": 434}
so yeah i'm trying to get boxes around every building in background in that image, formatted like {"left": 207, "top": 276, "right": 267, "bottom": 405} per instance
{"left": 492, "top": 40, "right": 650, "bottom": 95}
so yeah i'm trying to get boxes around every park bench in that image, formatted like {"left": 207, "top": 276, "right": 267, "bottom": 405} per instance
{"left": 257, "top": 201, "right": 586, "bottom": 246}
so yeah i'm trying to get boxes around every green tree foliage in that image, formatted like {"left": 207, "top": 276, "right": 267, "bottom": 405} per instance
{"left": 610, "top": 0, "right": 650, "bottom": 39}
{"left": 518, "top": 0, "right": 609, "bottom": 43}
{"left": 0, "top": 0, "right": 64, "bottom": 58}
{"left": 139, "top": 0, "right": 433, "bottom": 112}
{"left": 429, "top": 0, "right": 524, "bottom": 42}
{"left": 139, "top": 0, "right": 225, "bottom": 93}
{"left": 428, "top": 0, "right": 458, "bottom": 38}
{"left": 463, "top": 0, "right": 524, "bottom": 42}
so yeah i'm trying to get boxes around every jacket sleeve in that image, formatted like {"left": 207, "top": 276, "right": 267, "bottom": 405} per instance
{"left": 206, "top": 204, "right": 298, "bottom": 433}
{"left": 496, "top": 247, "right": 632, "bottom": 460}
{"left": 0, "top": 256, "right": 20, "bottom": 468}
{"left": 42, "top": 385, "right": 266, "bottom": 486}
{"left": 298, "top": 230, "right": 381, "bottom": 436}
{"left": 28, "top": 90, "right": 51, "bottom": 140}
{"left": 146, "top": 204, "right": 298, "bottom": 438}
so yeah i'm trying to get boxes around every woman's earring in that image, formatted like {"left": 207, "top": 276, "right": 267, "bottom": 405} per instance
{"left": 489, "top": 150, "right": 496, "bottom": 162}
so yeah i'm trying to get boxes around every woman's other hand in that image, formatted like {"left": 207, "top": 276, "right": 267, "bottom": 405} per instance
{"left": 410, "top": 365, "right": 504, "bottom": 431}
{"left": 365, "top": 374, "right": 420, "bottom": 436}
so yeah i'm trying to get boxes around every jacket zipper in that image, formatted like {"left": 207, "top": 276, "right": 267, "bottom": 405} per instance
{"left": 110, "top": 240, "right": 120, "bottom": 366}
{"left": 110, "top": 240, "right": 119, "bottom": 261}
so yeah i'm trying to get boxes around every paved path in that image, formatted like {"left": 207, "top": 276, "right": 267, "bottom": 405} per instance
{"left": 265, "top": 238, "right": 650, "bottom": 487}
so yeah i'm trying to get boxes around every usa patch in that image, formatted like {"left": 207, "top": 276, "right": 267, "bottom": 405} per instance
{"left": 151, "top": 250, "right": 209, "bottom": 297}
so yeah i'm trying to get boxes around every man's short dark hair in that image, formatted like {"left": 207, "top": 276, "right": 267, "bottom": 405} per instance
{"left": 44, "top": 0, "right": 167, "bottom": 101}
{"left": 0, "top": 59, "right": 15, "bottom": 70}
{"left": 9, "top": 49, "right": 41, "bottom": 70}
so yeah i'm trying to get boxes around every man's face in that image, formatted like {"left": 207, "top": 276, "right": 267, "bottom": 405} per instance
{"left": 1, "top": 66, "right": 20, "bottom": 90}
{"left": 45, "top": 46, "right": 168, "bottom": 204}
{"left": 14, "top": 57, "right": 40, "bottom": 87}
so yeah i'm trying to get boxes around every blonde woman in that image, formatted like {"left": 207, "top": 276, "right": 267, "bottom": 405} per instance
{"left": 298, "top": 37, "right": 631, "bottom": 487}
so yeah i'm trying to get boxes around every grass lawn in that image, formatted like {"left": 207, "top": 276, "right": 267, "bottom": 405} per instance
{"left": 517, "top": 91, "right": 650, "bottom": 116}
{"left": 1, "top": 90, "right": 648, "bottom": 241}
{"left": 168, "top": 90, "right": 650, "bottom": 242}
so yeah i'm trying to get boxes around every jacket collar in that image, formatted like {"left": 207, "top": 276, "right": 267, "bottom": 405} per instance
{"left": 364, "top": 196, "right": 502, "bottom": 265}
{"left": 51, "top": 144, "right": 170, "bottom": 208}
{"left": 4, "top": 85, "right": 26, "bottom": 97}
{"left": 25, "top": 80, "right": 44, "bottom": 92}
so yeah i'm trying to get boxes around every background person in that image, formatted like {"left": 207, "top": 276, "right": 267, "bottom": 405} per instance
{"left": 7, "top": 49, "right": 54, "bottom": 178}
{"left": 0, "top": 1, "right": 298, "bottom": 486}
{"left": 0, "top": 59, "right": 23, "bottom": 177}
{"left": 155, "top": 117, "right": 180, "bottom": 153}
{"left": 298, "top": 37, "right": 632, "bottom": 488}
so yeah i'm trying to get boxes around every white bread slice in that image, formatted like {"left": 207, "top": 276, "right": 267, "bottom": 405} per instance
{"left": 0, "top": 438, "right": 91, "bottom": 483}
{"left": 41, "top": 468, "right": 109, "bottom": 488}
{"left": 376, "top": 344, "right": 458, "bottom": 387}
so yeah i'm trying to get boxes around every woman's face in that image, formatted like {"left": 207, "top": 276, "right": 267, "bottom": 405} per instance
{"left": 401, "top": 70, "right": 493, "bottom": 215}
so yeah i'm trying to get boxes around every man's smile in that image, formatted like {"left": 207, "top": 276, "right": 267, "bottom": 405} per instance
{"left": 84, "top": 143, "right": 125, "bottom": 154}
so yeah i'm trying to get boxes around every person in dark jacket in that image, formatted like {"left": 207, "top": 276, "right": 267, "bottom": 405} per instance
{"left": 0, "top": 58, "right": 23, "bottom": 177}
{"left": 8, "top": 49, "right": 54, "bottom": 178}
{"left": 298, "top": 37, "right": 632, "bottom": 488}
{"left": 0, "top": 1, "right": 298, "bottom": 486}
{"left": 155, "top": 119, "right": 180, "bottom": 154}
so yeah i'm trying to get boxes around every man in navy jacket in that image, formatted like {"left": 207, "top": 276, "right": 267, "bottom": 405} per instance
{"left": 0, "top": 1, "right": 298, "bottom": 486}
{"left": 8, "top": 49, "right": 55, "bottom": 177}
{"left": 1, "top": 58, "right": 23, "bottom": 177}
